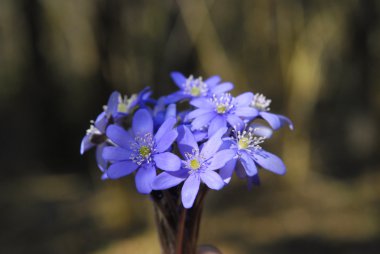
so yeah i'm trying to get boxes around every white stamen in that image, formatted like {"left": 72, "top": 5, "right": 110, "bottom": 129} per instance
{"left": 210, "top": 93, "right": 235, "bottom": 114}
{"left": 183, "top": 75, "right": 208, "bottom": 97}
{"left": 234, "top": 127, "right": 265, "bottom": 151}
{"left": 130, "top": 133, "right": 155, "bottom": 165}
{"left": 251, "top": 93, "right": 271, "bottom": 111}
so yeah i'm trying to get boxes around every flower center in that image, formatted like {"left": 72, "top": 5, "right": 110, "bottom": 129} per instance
{"left": 235, "top": 128, "right": 265, "bottom": 151}
{"left": 184, "top": 75, "right": 208, "bottom": 97}
{"left": 189, "top": 159, "right": 201, "bottom": 170}
{"left": 139, "top": 145, "right": 151, "bottom": 158}
{"left": 130, "top": 133, "right": 155, "bottom": 165}
{"left": 251, "top": 93, "right": 271, "bottom": 111}
{"left": 211, "top": 93, "right": 235, "bottom": 115}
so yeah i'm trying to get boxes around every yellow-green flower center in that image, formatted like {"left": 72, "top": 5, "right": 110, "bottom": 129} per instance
{"left": 238, "top": 137, "right": 250, "bottom": 149}
{"left": 139, "top": 146, "right": 151, "bottom": 157}
{"left": 216, "top": 104, "right": 227, "bottom": 114}
{"left": 189, "top": 159, "right": 201, "bottom": 170}
{"left": 117, "top": 103, "right": 127, "bottom": 113}
{"left": 190, "top": 87, "right": 201, "bottom": 96}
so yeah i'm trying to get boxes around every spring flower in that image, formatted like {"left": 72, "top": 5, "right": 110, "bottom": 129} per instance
{"left": 250, "top": 93, "right": 293, "bottom": 130}
{"left": 102, "top": 109, "right": 181, "bottom": 194}
{"left": 165, "top": 72, "right": 234, "bottom": 103}
{"left": 219, "top": 126, "right": 286, "bottom": 184}
{"left": 152, "top": 125, "right": 235, "bottom": 208}
{"left": 187, "top": 92, "right": 257, "bottom": 137}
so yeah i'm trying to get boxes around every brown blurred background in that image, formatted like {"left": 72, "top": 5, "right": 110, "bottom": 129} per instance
{"left": 1, "top": 0, "right": 379, "bottom": 253}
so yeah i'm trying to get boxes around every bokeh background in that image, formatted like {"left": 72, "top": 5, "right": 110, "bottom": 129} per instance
{"left": 1, "top": 0, "right": 380, "bottom": 253}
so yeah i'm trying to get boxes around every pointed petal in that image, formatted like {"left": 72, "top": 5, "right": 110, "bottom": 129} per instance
{"left": 94, "top": 112, "right": 108, "bottom": 132}
{"left": 181, "top": 174, "right": 200, "bottom": 209}
{"left": 152, "top": 170, "right": 187, "bottom": 190}
{"left": 200, "top": 171, "right": 225, "bottom": 190}
{"left": 153, "top": 152, "right": 181, "bottom": 171}
{"left": 208, "top": 149, "right": 236, "bottom": 170}
{"left": 80, "top": 135, "right": 94, "bottom": 154}
{"left": 204, "top": 75, "right": 221, "bottom": 88}
{"left": 135, "top": 164, "right": 156, "bottom": 194}
{"left": 235, "top": 161, "right": 248, "bottom": 179}
{"left": 155, "top": 130, "right": 178, "bottom": 152}
{"left": 254, "top": 150, "right": 286, "bottom": 175}
{"left": 220, "top": 159, "right": 237, "bottom": 184}
{"left": 177, "top": 125, "right": 199, "bottom": 157}
{"left": 236, "top": 92, "right": 254, "bottom": 107}
{"left": 106, "top": 91, "right": 121, "bottom": 116}
{"left": 106, "top": 125, "right": 133, "bottom": 149}
{"left": 107, "top": 161, "right": 139, "bottom": 179}
{"left": 133, "top": 109, "right": 153, "bottom": 135}
{"left": 102, "top": 146, "right": 131, "bottom": 161}
{"left": 202, "top": 126, "right": 227, "bottom": 159}
{"left": 226, "top": 114, "right": 244, "bottom": 131}
{"left": 260, "top": 112, "right": 281, "bottom": 130}
{"left": 96, "top": 144, "right": 107, "bottom": 172}
{"left": 210, "top": 82, "right": 233, "bottom": 94}
{"left": 191, "top": 112, "right": 216, "bottom": 130}
{"left": 240, "top": 152, "right": 258, "bottom": 177}
{"left": 278, "top": 114, "right": 294, "bottom": 130}
{"left": 171, "top": 72, "right": 187, "bottom": 88}
{"left": 235, "top": 107, "right": 259, "bottom": 118}
{"left": 165, "top": 104, "right": 177, "bottom": 120}
{"left": 208, "top": 116, "right": 227, "bottom": 138}
{"left": 155, "top": 117, "right": 177, "bottom": 143}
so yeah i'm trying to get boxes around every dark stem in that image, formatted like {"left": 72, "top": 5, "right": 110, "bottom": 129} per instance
{"left": 175, "top": 207, "right": 187, "bottom": 254}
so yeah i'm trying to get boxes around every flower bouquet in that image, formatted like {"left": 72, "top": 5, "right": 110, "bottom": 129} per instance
{"left": 81, "top": 72, "right": 293, "bottom": 254}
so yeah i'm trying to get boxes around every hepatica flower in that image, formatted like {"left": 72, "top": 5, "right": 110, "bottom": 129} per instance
{"left": 187, "top": 92, "right": 257, "bottom": 137}
{"left": 152, "top": 125, "right": 235, "bottom": 208}
{"left": 220, "top": 126, "right": 286, "bottom": 184}
{"left": 250, "top": 93, "right": 294, "bottom": 130}
{"left": 165, "top": 72, "right": 234, "bottom": 103}
{"left": 103, "top": 109, "right": 181, "bottom": 194}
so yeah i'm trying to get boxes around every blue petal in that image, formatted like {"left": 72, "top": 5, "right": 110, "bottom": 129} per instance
{"left": 220, "top": 159, "right": 237, "bottom": 184}
{"left": 235, "top": 107, "right": 259, "bottom": 118}
{"left": 155, "top": 130, "right": 178, "bottom": 152}
{"left": 210, "top": 82, "right": 233, "bottom": 94}
{"left": 80, "top": 135, "right": 94, "bottom": 154}
{"left": 278, "top": 114, "right": 294, "bottom": 130}
{"left": 202, "top": 126, "right": 227, "bottom": 160}
{"left": 171, "top": 71, "right": 187, "bottom": 88}
{"left": 226, "top": 114, "right": 244, "bottom": 131}
{"left": 165, "top": 103, "right": 177, "bottom": 120}
{"left": 250, "top": 124, "right": 273, "bottom": 138}
{"left": 235, "top": 161, "right": 248, "bottom": 179}
{"left": 133, "top": 109, "right": 153, "bottom": 135}
{"left": 181, "top": 174, "right": 200, "bottom": 209}
{"left": 240, "top": 152, "right": 258, "bottom": 177}
{"left": 96, "top": 144, "right": 107, "bottom": 172}
{"left": 200, "top": 171, "right": 225, "bottom": 190}
{"left": 186, "top": 109, "right": 213, "bottom": 120}
{"left": 193, "top": 130, "right": 208, "bottom": 142}
{"left": 208, "top": 149, "right": 236, "bottom": 170}
{"left": 253, "top": 150, "right": 286, "bottom": 175}
{"left": 107, "top": 161, "right": 139, "bottom": 179}
{"left": 191, "top": 112, "right": 216, "bottom": 130}
{"left": 190, "top": 98, "right": 214, "bottom": 110}
{"left": 260, "top": 112, "right": 281, "bottom": 130}
{"left": 177, "top": 125, "right": 199, "bottom": 157}
{"left": 153, "top": 152, "right": 181, "bottom": 171}
{"left": 102, "top": 146, "right": 131, "bottom": 161}
{"left": 236, "top": 92, "right": 254, "bottom": 107}
{"left": 248, "top": 175, "right": 261, "bottom": 189}
{"left": 152, "top": 170, "right": 187, "bottom": 190}
{"left": 135, "top": 163, "right": 156, "bottom": 194}
{"left": 204, "top": 75, "right": 221, "bottom": 88}
{"left": 94, "top": 112, "right": 109, "bottom": 132}
{"left": 155, "top": 117, "right": 177, "bottom": 143}
{"left": 106, "top": 91, "right": 121, "bottom": 116}
{"left": 208, "top": 116, "right": 227, "bottom": 138}
{"left": 165, "top": 91, "right": 188, "bottom": 104}
{"left": 106, "top": 125, "right": 133, "bottom": 149}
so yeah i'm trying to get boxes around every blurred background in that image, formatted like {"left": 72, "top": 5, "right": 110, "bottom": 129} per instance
{"left": 1, "top": 0, "right": 379, "bottom": 253}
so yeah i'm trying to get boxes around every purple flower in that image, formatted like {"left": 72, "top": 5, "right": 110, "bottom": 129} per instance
{"left": 103, "top": 109, "right": 181, "bottom": 194}
{"left": 219, "top": 127, "right": 286, "bottom": 184}
{"left": 165, "top": 72, "right": 234, "bottom": 103}
{"left": 152, "top": 125, "right": 235, "bottom": 208}
{"left": 187, "top": 92, "right": 257, "bottom": 137}
{"left": 250, "top": 93, "right": 293, "bottom": 130}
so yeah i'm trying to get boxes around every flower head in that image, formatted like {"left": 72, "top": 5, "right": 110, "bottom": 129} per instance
{"left": 152, "top": 125, "right": 235, "bottom": 208}
{"left": 103, "top": 109, "right": 181, "bottom": 194}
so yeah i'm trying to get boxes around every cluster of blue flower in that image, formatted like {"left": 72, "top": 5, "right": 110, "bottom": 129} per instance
{"left": 81, "top": 72, "right": 293, "bottom": 208}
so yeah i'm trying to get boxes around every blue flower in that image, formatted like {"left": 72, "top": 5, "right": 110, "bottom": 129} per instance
{"left": 103, "top": 109, "right": 181, "bottom": 194}
{"left": 165, "top": 72, "right": 234, "bottom": 103}
{"left": 152, "top": 125, "right": 235, "bottom": 208}
{"left": 219, "top": 126, "right": 286, "bottom": 184}
{"left": 250, "top": 93, "right": 293, "bottom": 130}
{"left": 186, "top": 92, "right": 258, "bottom": 137}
